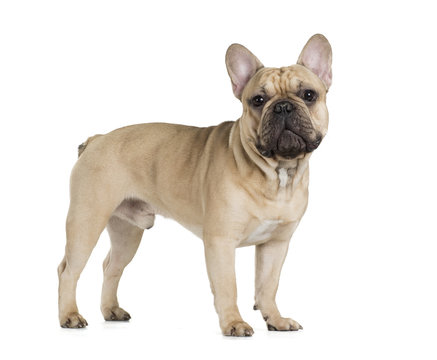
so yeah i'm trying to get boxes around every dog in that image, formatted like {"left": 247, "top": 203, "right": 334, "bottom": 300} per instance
{"left": 58, "top": 34, "right": 332, "bottom": 336}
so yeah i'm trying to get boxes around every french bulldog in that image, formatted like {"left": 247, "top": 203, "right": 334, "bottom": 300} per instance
{"left": 58, "top": 34, "right": 332, "bottom": 336}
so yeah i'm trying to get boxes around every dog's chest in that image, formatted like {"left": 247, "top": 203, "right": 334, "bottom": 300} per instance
{"left": 278, "top": 168, "right": 289, "bottom": 188}
{"left": 237, "top": 164, "right": 309, "bottom": 247}
{"left": 243, "top": 220, "right": 283, "bottom": 246}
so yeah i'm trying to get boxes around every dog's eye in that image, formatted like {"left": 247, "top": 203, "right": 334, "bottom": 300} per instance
{"left": 302, "top": 89, "right": 317, "bottom": 103}
{"left": 252, "top": 95, "right": 265, "bottom": 107}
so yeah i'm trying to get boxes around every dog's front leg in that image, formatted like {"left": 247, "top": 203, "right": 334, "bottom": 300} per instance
{"left": 254, "top": 236, "right": 303, "bottom": 331}
{"left": 204, "top": 238, "right": 254, "bottom": 337}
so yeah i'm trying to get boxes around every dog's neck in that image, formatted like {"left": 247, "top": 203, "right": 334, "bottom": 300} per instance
{"left": 231, "top": 119, "right": 311, "bottom": 190}
{"left": 275, "top": 156, "right": 310, "bottom": 190}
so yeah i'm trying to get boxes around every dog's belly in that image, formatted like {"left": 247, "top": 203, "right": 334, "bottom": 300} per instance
{"left": 111, "top": 198, "right": 206, "bottom": 238}
{"left": 112, "top": 199, "right": 156, "bottom": 230}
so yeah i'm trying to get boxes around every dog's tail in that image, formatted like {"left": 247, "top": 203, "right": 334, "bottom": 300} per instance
{"left": 77, "top": 134, "right": 102, "bottom": 157}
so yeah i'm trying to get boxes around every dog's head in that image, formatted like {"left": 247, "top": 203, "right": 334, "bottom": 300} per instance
{"left": 226, "top": 34, "right": 332, "bottom": 160}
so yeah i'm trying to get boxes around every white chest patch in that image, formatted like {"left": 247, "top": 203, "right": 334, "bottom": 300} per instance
{"left": 278, "top": 168, "right": 288, "bottom": 188}
{"left": 246, "top": 220, "right": 283, "bottom": 245}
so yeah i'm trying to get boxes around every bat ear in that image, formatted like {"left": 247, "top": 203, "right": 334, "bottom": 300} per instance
{"left": 297, "top": 34, "right": 332, "bottom": 90}
{"left": 226, "top": 44, "right": 264, "bottom": 100}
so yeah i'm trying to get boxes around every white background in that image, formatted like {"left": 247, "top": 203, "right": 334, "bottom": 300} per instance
{"left": 1, "top": 0, "right": 436, "bottom": 359}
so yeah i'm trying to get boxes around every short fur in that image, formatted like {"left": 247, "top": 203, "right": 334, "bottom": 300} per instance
{"left": 58, "top": 34, "right": 332, "bottom": 336}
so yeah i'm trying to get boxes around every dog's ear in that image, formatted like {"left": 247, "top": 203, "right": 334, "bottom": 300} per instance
{"left": 297, "top": 34, "right": 332, "bottom": 90}
{"left": 226, "top": 44, "right": 264, "bottom": 100}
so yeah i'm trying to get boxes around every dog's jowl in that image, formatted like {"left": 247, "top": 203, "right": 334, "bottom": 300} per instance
{"left": 58, "top": 34, "right": 332, "bottom": 336}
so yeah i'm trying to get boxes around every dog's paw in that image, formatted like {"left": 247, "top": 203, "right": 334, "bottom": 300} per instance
{"left": 102, "top": 306, "right": 131, "bottom": 321}
{"left": 265, "top": 316, "right": 302, "bottom": 331}
{"left": 60, "top": 312, "right": 88, "bottom": 329}
{"left": 222, "top": 320, "right": 254, "bottom": 337}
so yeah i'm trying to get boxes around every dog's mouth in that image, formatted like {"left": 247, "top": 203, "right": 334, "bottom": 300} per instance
{"left": 256, "top": 131, "right": 321, "bottom": 159}
{"left": 255, "top": 101, "right": 322, "bottom": 159}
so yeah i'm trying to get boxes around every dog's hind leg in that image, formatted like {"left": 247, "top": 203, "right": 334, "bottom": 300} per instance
{"left": 58, "top": 161, "right": 124, "bottom": 328}
{"left": 100, "top": 198, "right": 154, "bottom": 321}
{"left": 58, "top": 203, "right": 114, "bottom": 328}
{"left": 100, "top": 214, "right": 144, "bottom": 321}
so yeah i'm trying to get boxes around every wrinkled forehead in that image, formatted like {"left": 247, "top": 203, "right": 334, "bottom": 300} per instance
{"left": 248, "top": 65, "right": 325, "bottom": 98}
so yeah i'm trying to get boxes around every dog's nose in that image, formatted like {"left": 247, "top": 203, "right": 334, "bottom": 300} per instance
{"left": 273, "top": 101, "right": 294, "bottom": 114}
